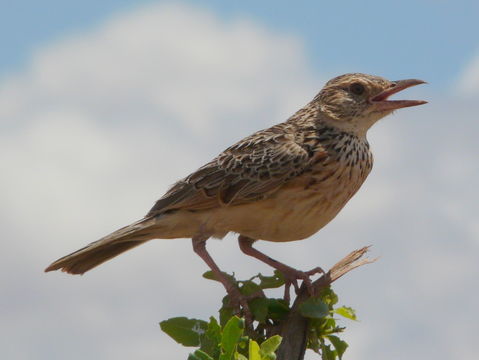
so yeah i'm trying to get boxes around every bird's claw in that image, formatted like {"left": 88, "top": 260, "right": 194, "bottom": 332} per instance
{"left": 225, "top": 287, "right": 264, "bottom": 328}
{"left": 282, "top": 266, "right": 325, "bottom": 303}
{"left": 229, "top": 295, "right": 252, "bottom": 326}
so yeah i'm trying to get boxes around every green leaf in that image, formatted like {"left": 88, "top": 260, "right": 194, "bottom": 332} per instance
{"left": 249, "top": 298, "right": 269, "bottom": 323}
{"left": 235, "top": 353, "right": 248, "bottom": 360}
{"left": 203, "top": 270, "right": 236, "bottom": 283}
{"left": 199, "top": 317, "right": 222, "bottom": 357}
{"left": 260, "top": 335, "right": 282, "bottom": 356}
{"left": 334, "top": 306, "right": 357, "bottom": 321}
{"left": 257, "top": 271, "right": 285, "bottom": 289}
{"left": 220, "top": 316, "right": 244, "bottom": 360}
{"left": 299, "top": 298, "right": 329, "bottom": 319}
{"left": 219, "top": 296, "right": 236, "bottom": 326}
{"left": 320, "top": 343, "right": 335, "bottom": 360}
{"left": 248, "top": 340, "right": 261, "bottom": 360}
{"left": 327, "top": 335, "right": 348, "bottom": 359}
{"left": 188, "top": 349, "right": 214, "bottom": 360}
{"left": 207, "top": 317, "right": 222, "bottom": 340}
{"left": 160, "top": 317, "right": 208, "bottom": 347}
{"left": 319, "top": 287, "right": 338, "bottom": 306}
{"left": 266, "top": 299, "right": 290, "bottom": 320}
{"left": 239, "top": 280, "right": 263, "bottom": 297}
{"left": 307, "top": 327, "right": 321, "bottom": 353}
{"left": 263, "top": 355, "right": 277, "bottom": 360}
{"left": 321, "top": 317, "right": 338, "bottom": 332}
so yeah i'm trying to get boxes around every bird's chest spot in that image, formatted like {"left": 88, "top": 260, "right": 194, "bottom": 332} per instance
{"left": 306, "top": 140, "right": 373, "bottom": 199}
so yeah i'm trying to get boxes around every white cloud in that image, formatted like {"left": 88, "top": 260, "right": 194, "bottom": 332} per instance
{"left": 455, "top": 50, "right": 479, "bottom": 95}
{"left": 1, "top": 3, "right": 478, "bottom": 360}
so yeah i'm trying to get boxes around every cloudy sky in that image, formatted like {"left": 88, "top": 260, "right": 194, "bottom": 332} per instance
{"left": 1, "top": 1, "right": 478, "bottom": 359}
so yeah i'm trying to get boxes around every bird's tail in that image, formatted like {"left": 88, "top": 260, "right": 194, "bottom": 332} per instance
{"left": 45, "top": 217, "right": 158, "bottom": 275}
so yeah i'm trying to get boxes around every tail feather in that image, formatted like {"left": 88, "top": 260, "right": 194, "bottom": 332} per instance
{"left": 45, "top": 217, "right": 157, "bottom": 275}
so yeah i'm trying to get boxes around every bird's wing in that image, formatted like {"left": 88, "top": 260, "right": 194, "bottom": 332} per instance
{"left": 146, "top": 125, "right": 327, "bottom": 216}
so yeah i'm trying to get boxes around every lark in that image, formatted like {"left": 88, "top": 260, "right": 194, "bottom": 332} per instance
{"left": 46, "top": 73, "right": 426, "bottom": 309}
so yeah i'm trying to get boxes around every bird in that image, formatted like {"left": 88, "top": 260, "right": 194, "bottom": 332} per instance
{"left": 45, "top": 73, "right": 426, "bottom": 310}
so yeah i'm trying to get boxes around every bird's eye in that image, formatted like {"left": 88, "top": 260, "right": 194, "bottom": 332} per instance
{"left": 349, "top": 82, "right": 365, "bottom": 95}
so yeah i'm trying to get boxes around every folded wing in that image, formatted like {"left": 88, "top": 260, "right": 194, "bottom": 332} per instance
{"left": 147, "top": 125, "right": 325, "bottom": 216}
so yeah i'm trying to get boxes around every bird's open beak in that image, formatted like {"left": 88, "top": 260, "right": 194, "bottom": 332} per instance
{"left": 370, "top": 79, "right": 427, "bottom": 111}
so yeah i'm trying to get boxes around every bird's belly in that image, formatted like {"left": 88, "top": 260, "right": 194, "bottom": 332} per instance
{"left": 209, "top": 188, "right": 349, "bottom": 242}
{"left": 209, "top": 164, "right": 369, "bottom": 241}
{"left": 156, "top": 161, "right": 370, "bottom": 242}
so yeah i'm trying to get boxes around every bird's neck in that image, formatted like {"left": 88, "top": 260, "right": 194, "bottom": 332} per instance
{"left": 286, "top": 102, "right": 370, "bottom": 139}
{"left": 316, "top": 113, "right": 370, "bottom": 139}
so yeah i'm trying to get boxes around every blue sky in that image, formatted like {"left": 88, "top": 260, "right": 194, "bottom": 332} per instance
{"left": 2, "top": 0, "right": 479, "bottom": 90}
{"left": 1, "top": 2, "right": 478, "bottom": 360}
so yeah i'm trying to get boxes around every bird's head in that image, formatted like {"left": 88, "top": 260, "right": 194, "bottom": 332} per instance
{"left": 315, "top": 73, "right": 427, "bottom": 136}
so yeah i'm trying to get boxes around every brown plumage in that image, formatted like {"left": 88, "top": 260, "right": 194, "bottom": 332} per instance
{"left": 45, "top": 73, "right": 426, "bottom": 306}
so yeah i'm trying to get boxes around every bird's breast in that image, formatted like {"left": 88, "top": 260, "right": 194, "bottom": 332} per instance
{"left": 207, "top": 147, "right": 373, "bottom": 242}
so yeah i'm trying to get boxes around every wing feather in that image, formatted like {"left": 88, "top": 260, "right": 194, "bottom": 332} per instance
{"left": 147, "top": 125, "right": 325, "bottom": 216}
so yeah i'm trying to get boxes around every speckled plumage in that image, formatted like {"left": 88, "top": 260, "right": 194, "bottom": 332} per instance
{"left": 45, "top": 73, "right": 426, "bottom": 282}
{"left": 141, "top": 121, "right": 373, "bottom": 243}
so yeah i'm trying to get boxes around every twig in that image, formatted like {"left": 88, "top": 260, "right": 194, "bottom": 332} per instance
{"left": 276, "top": 246, "right": 376, "bottom": 360}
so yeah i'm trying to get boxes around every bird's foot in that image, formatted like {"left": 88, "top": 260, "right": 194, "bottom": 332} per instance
{"left": 224, "top": 286, "right": 260, "bottom": 328}
{"left": 281, "top": 266, "right": 325, "bottom": 303}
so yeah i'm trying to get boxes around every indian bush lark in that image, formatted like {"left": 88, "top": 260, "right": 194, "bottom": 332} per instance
{"left": 46, "top": 73, "right": 426, "bottom": 310}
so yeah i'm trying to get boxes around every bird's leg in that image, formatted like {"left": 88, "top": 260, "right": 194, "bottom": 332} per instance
{"left": 238, "top": 235, "right": 324, "bottom": 303}
{"left": 192, "top": 235, "right": 252, "bottom": 324}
